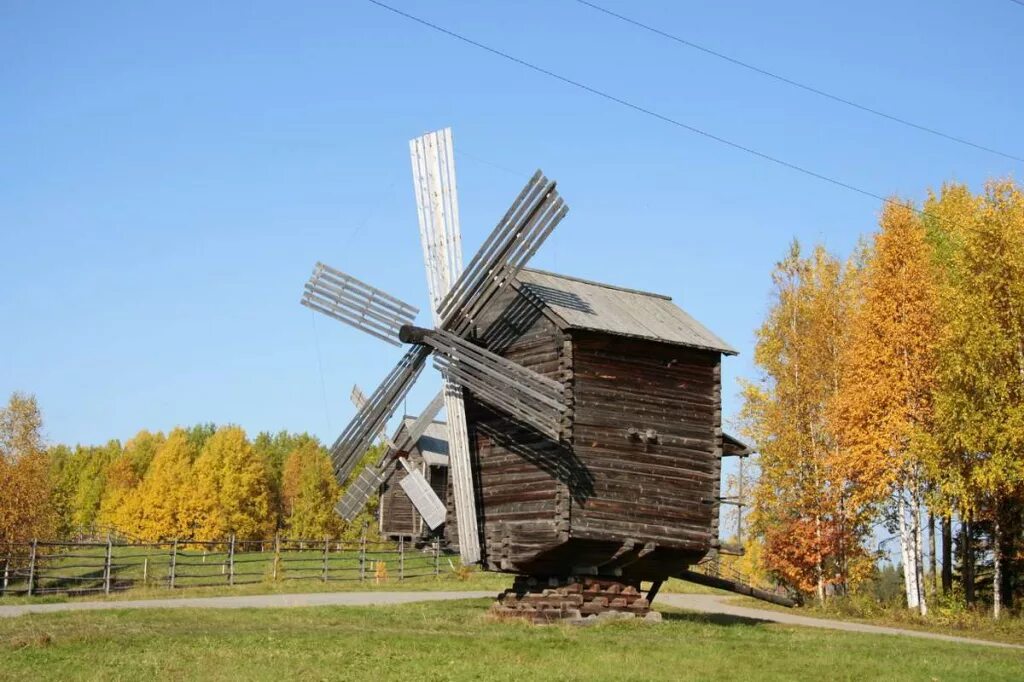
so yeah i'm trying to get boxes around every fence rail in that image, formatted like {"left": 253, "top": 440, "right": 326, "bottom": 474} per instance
{"left": 0, "top": 533, "right": 445, "bottom": 598}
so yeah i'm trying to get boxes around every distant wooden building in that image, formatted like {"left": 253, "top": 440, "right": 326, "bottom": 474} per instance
{"left": 378, "top": 417, "right": 449, "bottom": 539}
{"left": 449, "top": 268, "right": 738, "bottom": 581}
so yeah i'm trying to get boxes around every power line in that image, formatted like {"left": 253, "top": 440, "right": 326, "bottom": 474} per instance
{"left": 573, "top": 0, "right": 1022, "bottom": 163}
{"left": 367, "top": 0, "right": 888, "bottom": 204}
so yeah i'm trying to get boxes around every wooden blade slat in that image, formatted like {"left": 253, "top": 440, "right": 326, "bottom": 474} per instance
{"left": 398, "top": 459, "right": 447, "bottom": 530}
{"left": 426, "top": 331, "right": 567, "bottom": 441}
{"left": 437, "top": 171, "right": 568, "bottom": 335}
{"left": 335, "top": 464, "right": 386, "bottom": 521}
{"left": 302, "top": 262, "right": 418, "bottom": 346}
{"left": 328, "top": 345, "right": 430, "bottom": 483}
{"left": 393, "top": 391, "right": 445, "bottom": 454}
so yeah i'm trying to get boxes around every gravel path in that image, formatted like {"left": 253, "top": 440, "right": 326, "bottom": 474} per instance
{"left": 659, "top": 593, "right": 1024, "bottom": 650}
{"left": 2, "top": 589, "right": 1020, "bottom": 650}
{"left": 0, "top": 591, "right": 494, "bottom": 618}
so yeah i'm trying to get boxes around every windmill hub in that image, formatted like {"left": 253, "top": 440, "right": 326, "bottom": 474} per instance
{"left": 397, "top": 324, "right": 432, "bottom": 345}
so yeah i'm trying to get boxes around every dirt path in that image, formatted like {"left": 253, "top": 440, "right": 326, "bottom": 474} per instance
{"left": 659, "top": 593, "right": 1024, "bottom": 650}
{"left": 0, "top": 591, "right": 495, "bottom": 618}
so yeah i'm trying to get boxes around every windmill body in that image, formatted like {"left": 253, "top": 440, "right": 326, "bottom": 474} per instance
{"left": 444, "top": 267, "right": 736, "bottom": 581}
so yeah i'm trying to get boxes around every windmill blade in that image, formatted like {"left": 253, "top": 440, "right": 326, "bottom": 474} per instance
{"left": 410, "top": 127, "right": 462, "bottom": 311}
{"left": 350, "top": 385, "right": 396, "bottom": 450}
{"left": 328, "top": 345, "right": 431, "bottom": 484}
{"left": 411, "top": 127, "right": 481, "bottom": 564}
{"left": 301, "top": 262, "right": 419, "bottom": 347}
{"left": 399, "top": 465, "right": 448, "bottom": 530}
{"left": 426, "top": 330, "right": 568, "bottom": 442}
{"left": 437, "top": 171, "right": 568, "bottom": 336}
{"left": 393, "top": 390, "right": 445, "bottom": 454}
{"left": 335, "top": 463, "right": 387, "bottom": 521}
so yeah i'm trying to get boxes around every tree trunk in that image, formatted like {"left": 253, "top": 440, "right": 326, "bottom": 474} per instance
{"left": 962, "top": 516, "right": 975, "bottom": 605}
{"left": 897, "top": 490, "right": 920, "bottom": 611}
{"left": 928, "top": 513, "right": 937, "bottom": 596}
{"left": 815, "top": 513, "right": 825, "bottom": 603}
{"left": 941, "top": 515, "right": 952, "bottom": 595}
{"left": 912, "top": 487, "right": 928, "bottom": 616}
{"left": 993, "top": 508, "right": 1002, "bottom": 620}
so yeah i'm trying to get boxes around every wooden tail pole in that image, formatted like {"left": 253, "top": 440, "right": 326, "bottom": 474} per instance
{"left": 103, "top": 534, "right": 113, "bottom": 595}
{"left": 169, "top": 539, "right": 178, "bottom": 589}
{"left": 677, "top": 569, "right": 796, "bottom": 608}
{"left": 27, "top": 539, "right": 37, "bottom": 597}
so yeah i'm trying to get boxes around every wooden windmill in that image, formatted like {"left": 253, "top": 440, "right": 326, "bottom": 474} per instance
{"left": 346, "top": 385, "right": 450, "bottom": 540}
{"left": 302, "top": 128, "right": 792, "bottom": 621}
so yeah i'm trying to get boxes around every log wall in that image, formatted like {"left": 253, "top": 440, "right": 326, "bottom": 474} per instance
{"left": 467, "top": 287, "right": 570, "bottom": 572}
{"left": 568, "top": 331, "right": 720, "bottom": 554}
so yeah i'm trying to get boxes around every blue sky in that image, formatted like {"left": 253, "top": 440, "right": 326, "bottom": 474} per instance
{"left": 2, "top": 0, "right": 1021, "bottom": 457}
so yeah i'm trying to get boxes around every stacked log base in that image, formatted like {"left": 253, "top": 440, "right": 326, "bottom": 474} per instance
{"left": 491, "top": 576, "right": 653, "bottom": 624}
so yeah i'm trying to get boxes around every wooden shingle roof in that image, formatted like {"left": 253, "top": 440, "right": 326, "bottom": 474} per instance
{"left": 514, "top": 269, "right": 737, "bottom": 355}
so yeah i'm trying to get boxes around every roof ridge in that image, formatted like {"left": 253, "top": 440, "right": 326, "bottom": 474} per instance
{"left": 519, "top": 268, "right": 673, "bottom": 301}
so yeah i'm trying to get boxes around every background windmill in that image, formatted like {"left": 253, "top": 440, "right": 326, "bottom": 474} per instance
{"left": 301, "top": 128, "right": 568, "bottom": 564}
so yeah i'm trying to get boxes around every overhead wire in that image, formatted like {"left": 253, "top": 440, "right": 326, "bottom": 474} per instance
{"left": 573, "top": 0, "right": 1022, "bottom": 163}
{"left": 367, "top": 0, "right": 891, "bottom": 205}
{"left": 364, "top": 0, "right": 985, "bottom": 236}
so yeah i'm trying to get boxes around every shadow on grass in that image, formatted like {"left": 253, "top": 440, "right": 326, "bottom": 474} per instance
{"left": 660, "top": 610, "right": 772, "bottom": 628}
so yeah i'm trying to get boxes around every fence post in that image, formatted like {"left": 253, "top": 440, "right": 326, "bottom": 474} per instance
{"left": 2, "top": 548, "right": 10, "bottom": 594}
{"left": 399, "top": 535, "right": 405, "bottom": 581}
{"left": 322, "top": 538, "right": 329, "bottom": 583}
{"left": 143, "top": 557, "right": 149, "bottom": 585}
{"left": 272, "top": 533, "right": 280, "bottom": 582}
{"left": 27, "top": 539, "right": 38, "bottom": 597}
{"left": 433, "top": 538, "right": 440, "bottom": 577}
{"left": 169, "top": 539, "right": 178, "bottom": 589}
{"left": 228, "top": 534, "right": 235, "bottom": 586}
{"left": 359, "top": 526, "right": 367, "bottom": 582}
{"left": 103, "top": 533, "right": 113, "bottom": 595}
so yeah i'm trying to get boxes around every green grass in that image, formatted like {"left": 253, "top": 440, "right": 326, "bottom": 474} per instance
{"left": 1, "top": 599, "right": 1021, "bottom": 681}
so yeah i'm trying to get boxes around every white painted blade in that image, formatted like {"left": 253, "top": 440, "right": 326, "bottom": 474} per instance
{"left": 410, "top": 127, "right": 480, "bottom": 563}
{"left": 399, "top": 463, "right": 447, "bottom": 530}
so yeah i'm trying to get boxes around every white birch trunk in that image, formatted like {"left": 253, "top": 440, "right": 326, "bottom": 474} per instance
{"left": 896, "top": 489, "right": 920, "bottom": 611}
{"left": 911, "top": 486, "right": 927, "bottom": 616}
{"left": 993, "top": 512, "right": 1002, "bottom": 620}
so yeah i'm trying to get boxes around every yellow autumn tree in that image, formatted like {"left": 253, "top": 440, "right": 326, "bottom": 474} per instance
{"left": 190, "top": 426, "right": 274, "bottom": 541}
{"left": 116, "top": 428, "right": 198, "bottom": 541}
{"left": 927, "top": 179, "right": 1024, "bottom": 618}
{"left": 97, "top": 430, "right": 165, "bottom": 533}
{"left": 281, "top": 438, "right": 341, "bottom": 539}
{"left": 742, "top": 242, "right": 870, "bottom": 598}
{"left": 0, "top": 392, "right": 55, "bottom": 544}
{"left": 830, "top": 200, "right": 940, "bottom": 615}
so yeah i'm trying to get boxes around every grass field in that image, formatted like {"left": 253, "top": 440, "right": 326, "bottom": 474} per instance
{"left": 1, "top": 599, "right": 1021, "bottom": 681}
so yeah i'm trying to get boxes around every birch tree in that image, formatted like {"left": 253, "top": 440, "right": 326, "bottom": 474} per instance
{"left": 927, "top": 180, "right": 1024, "bottom": 618}
{"left": 831, "top": 201, "right": 939, "bottom": 615}
{"left": 743, "top": 242, "right": 869, "bottom": 598}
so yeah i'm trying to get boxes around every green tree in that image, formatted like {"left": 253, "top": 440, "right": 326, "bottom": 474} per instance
{"left": 281, "top": 439, "right": 341, "bottom": 539}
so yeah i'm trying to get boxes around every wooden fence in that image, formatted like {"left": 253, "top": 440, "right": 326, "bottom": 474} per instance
{"left": 0, "top": 534, "right": 444, "bottom": 598}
